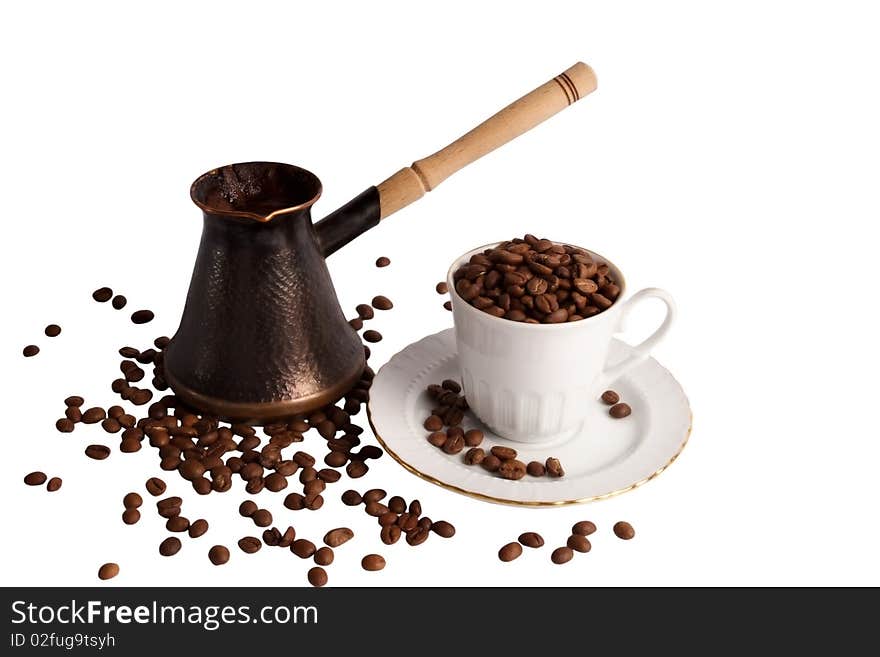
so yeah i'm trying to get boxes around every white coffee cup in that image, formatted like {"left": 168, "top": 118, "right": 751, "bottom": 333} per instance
{"left": 447, "top": 243, "right": 676, "bottom": 443}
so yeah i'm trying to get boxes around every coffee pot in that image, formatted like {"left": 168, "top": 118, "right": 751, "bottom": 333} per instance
{"left": 164, "top": 63, "right": 597, "bottom": 422}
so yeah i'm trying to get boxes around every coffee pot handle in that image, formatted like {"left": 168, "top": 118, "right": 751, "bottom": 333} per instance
{"left": 376, "top": 62, "right": 597, "bottom": 219}
{"left": 602, "top": 288, "right": 677, "bottom": 384}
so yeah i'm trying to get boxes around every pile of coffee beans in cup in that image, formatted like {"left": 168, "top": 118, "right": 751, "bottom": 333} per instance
{"left": 423, "top": 380, "right": 565, "bottom": 480}
{"left": 451, "top": 234, "right": 620, "bottom": 323}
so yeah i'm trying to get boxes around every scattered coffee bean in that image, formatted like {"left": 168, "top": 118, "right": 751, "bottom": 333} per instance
{"left": 122, "top": 509, "right": 141, "bottom": 525}
{"left": 251, "top": 509, "right": 272, "bottom": 527}
{"left": 427, "top": 431, "right": 447, "bottom": 448}
{"left": 292, "top": 539, "right": 316, "bottom": 559}
{"left": 188, "top": 519, "right": 209, "bottom": 538}
{"left": 208, "top": 545, "right": 230, "bottom": 565}
{"left": 159, "top": 537, "right": 182, "bottom": 556}
{"left": 65, "top": 406, "right": 82, "bottom": 422}
{"left": 308, "top": 566, "right": 327, "bottom": 587}
{"left": 436, "top": 281, "right": 448, "bottom": 294}
{"left": 92, "top": 287, "right": 113, "bottom": 302}
{"left": 375, "top": 256, "right": 391, "bottom": 268}
{"left": 44, "top": 324, "right": 61, "bottom": 337}
{"left": 123, "top": 492, "right": 143, "bottom": 509}
{"left": 551, "top": 546, "right": 574, "bottom": 564}
{"left": 499, "top": 542, "right": 523, "bottom": 562}
{"left": 423, "top": 415, "right": 443, "bottom": 431}
{"left": 464, "top": 429, "right": 483, "bottom": 446}
{"left": 481, "top": 454, "right": 502, "bottom": 472}
{"left": 24, "top": 471, "right": 47, "bottom": 486}
{"left": 111, "top": 295, "right": 127, "bottom": 310}
{"left": 610, "top": 403, "right": 632, "bottom": 419}
{"left": 238, "top": 500, "right": 258, "bottom": 517}
{"left": 23, "top": 345, "right": 39, "bottom": 357}
{"left": 572, "top": 521, "right": 597, "bottom": 536}
{"left": 64, "top": 396, "right": 84, "bottom": 407}
{"left": 145, "top": 477, "right": 166, "bottom": 496}
{"left": 101, "top": 417, "right": 121, "bottom": 433}
{"left": 498, "top": 459, "right": 527, "bottom": 480}
{"left": 82, "top": 407, "right": 106, "bottom": 424}
{"left": 84, "top": 444, "right": 110, "bottom": 460}
{"left": 518, "top": 532, "right": 544, "bottom": 548}
{"left": 56, "top": 418, "right": 74, "bottom": 433}
{"left": 238, "top": 536, "right": 262, "bottom": 554}
{"left": 166, "top": 516, "right": 190, "bottom": 532}
{"left": 98, "top": 563, "right": 119, "bottom": 580}
{"left": 130, "top": 309, "right": 155, "bottom": 324}
{"left": 567, "top": 534, "right": 592, "bottom": 553}
{"left": 442, "top": 433, "right": 465, "bottom": 454}
{"left": 613, "top": 521, "right": 635, "bottom": 540}
{"left": 314, "top": 546, "right": 334, "bottom": 566}
{"left": 363, "top": 330, "right": 382, "bottom": 343}
{"left": 463, "top": 447, "right": 485, "bottom": 465}
{"left": 341, "top": 490, "right": 362, "bottom": 506}
{"left": 545, "top": 457, "right": 565, "bottom": 478}
{"left": 278, "top": 527, "right": 296, "bottom": 548}
{"left": 46, "top": 477, "right": 62, "bottom": 492}
{"left": 346, "top": 461, "right": 368, "bottom": 478}
{"left": 526, "top": 461, "right": 546, "bottom": 477}
{"left": 371, "top": 295, "right": 393, "bottom": 310}
{"left": 443, "top": 300, "right": 452, "bottom": 311}
{"left": 601, "top": 390, "right": 620, "bottom": 405}
{"left": 362, "top": 554, "right": 386, "bottom": 571}
{"left": 431, "top": 521, "right": 455, "bottom": 538}
{"left": 490, "top": 445, "right": 517, "bottom": 460}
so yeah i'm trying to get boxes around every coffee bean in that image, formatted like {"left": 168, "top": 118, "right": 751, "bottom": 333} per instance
{"left": 66, "top": 406, "right": 83, "bottom": 423}
{"left": 361, "top": 554, "right": 386, "bottom": 571}
{"left": 567, "top": 534, "right": 592, "bottom": 553}
{"left": 365, "top": 502, "right": 389, "bottom": 517}
{"left": 463, "top": 429, "right": 484, "bottom": 447}
{"left": 264, "top": 472, "right": 288, "bottom": 492}
{"left": 251, "top": 509, "right": 272, "bottom": 527}
{"left": 122, "top": 509, "right": 140, "bottom": 525}
{"left": 145, "top": 477, "right": 166, "bottom": 496}
{"left": 346, "top": 461, "right": 368, "bottom": 478}
{"left": 363, "top": 330, "right": 382, "bottom": 343}
{"left": 307, "top": 566, "right": 327, "bottom": 587}
{"left": 292, "top": 539, "right": 316, "bottom": 559}
{"left": 238, "top": 536, "right": 262, "bottom": 554}
{"left": 423, "top": 415, "right": 443, "bottom": 432}
{"left": 208, "top": 545, "right": 230, "bottom": 565}
{"left": 123, "top": 492, "right": 143, "bottom": 509}
{"left": 613, "top": 521, "right": 635, "bottom": 540}
{"left": 82, "top": 407, "right": 106, "bottom": 424}
{"left": 436, "top": 281, "right": 448, "bottom": 294}
{"left": 499, "top": 542, "right": 523, "bottom": 562}
{"left": 545, "top": 457, "right": 565, "bottom": 478}
{"left": 380, "top": 525, "right": 401, "bottom": 545}
{"left": 442, "top": 433, "right": 465, "bottom": 454}
{"left": 92, "top": 287, "right": 113, "bottom": 302}
{"left": 498, "top": 459, "right": 527, "bottom": 480}
{"left": 85, "top": 444, "right": 110, "bottom": 460}
{"left": 159, "top": 537, "right": 182, "bottom": 556}
{"left": 55, "top": 418, "right": 75, "bottom": 433}
{"left": 278, "top": 527, "right": 296, "bottom": 548}
{"left": 431, "top": 521, "right": 455, "bottom": 538}
{"left": 359, "top": 445, "right": 383, "bottom": 460}
{"left": 572, "top": 521, "right": 597, "bottom": 536}
{"left": 610, "top": 403, "right": 632, "bottom": 419}
{"left": 518, "top": 532, "right": 544, "bottom": 548}
{"left": 98, "top": 563, "right": 119, "bottom": 580}
{"left": 130, "top": 309, "right": 155, "bottom": 324}
{"left": 341, "top": 489, "right": 362, "bottom": 506}
{"left": 46, "top": 477, "right": 62, "bottom": 492}
{"left": 406, "top": 527, "right": 430, "bottom": 546}
{"left": 601, "top": 390, "right": 620, "bottom": 405}
{"left": 44, "top": 324, "right": 61, "bottom": 337}
{"left": 461, "top": 447, "right": 485, "bottom": 465}
{"left": 64, "top": 395, "right": 84, "bottom": 407}
{"left": 24, "top": 471, "right": 47, "bottom": 486}
{"left": 283, "top": 493, "right": 305, "bottom": 510}
{"left": 314, "top": 546, "right": 334, "bottom": 566}
{"left": 188, "top": 519, "right": 209, "bottom": 538}
{"left": 551, "top": 546, "right": 574, "bottom": 564}
{"left": 101, "top": 418, "right": 121, "bottom": 433}
{"left": 166, "top": 516, "right": 190, "bottom": 532}
{"left": 375, "top": 256, "right": 391, "bottom": 268}
{"left": 427, "top": 431, "right": 447, "bottom": 448}
{"left": 443, "top": 301, "right": 452, "bottom": 311}
{"left": 111, "top": 295, "right": 127, "bottom": 309}
{"left": 356, "top": 304, "right": 375, "bottom": 320}
{"left": 526, "top": 461, "right": 546, "bottom": 477}
{"left": 481, "top": 454, "right": 502, "bottom": 472}
{"left": 490, "top": 445, "right": 517, "bottom": 460}
{"left": 156, "top": 496, "right": 182, "bottom": 515}
{"left": 22, "top": 344, "right": 39, "bottom": 357}
{"left": 409, "top": 499, "right": 422, "bottom": 516}
{"left": 371, "top": 295, "right": 393, "bottom": 310}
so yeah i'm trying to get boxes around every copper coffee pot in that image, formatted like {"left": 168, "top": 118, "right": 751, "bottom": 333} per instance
{"left": 163, "top": 63, "right": 597, "bottom": 423}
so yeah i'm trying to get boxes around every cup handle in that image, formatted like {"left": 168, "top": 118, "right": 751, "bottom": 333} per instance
{"left": 601, "top": 288, "right": 677, "bottom": 384}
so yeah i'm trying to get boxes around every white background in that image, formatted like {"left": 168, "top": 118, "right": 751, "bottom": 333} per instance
{"left": 2, "top": 0, "right": 878, "bottom": 587}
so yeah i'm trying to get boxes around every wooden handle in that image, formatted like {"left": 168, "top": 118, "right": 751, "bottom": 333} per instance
{"left": 376, "top": 62, "right": 596, "bottom": 219}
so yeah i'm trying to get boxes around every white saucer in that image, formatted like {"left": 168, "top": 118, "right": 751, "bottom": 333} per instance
{"left": 367, "top": 328, "right": 692, "bottom": 507}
